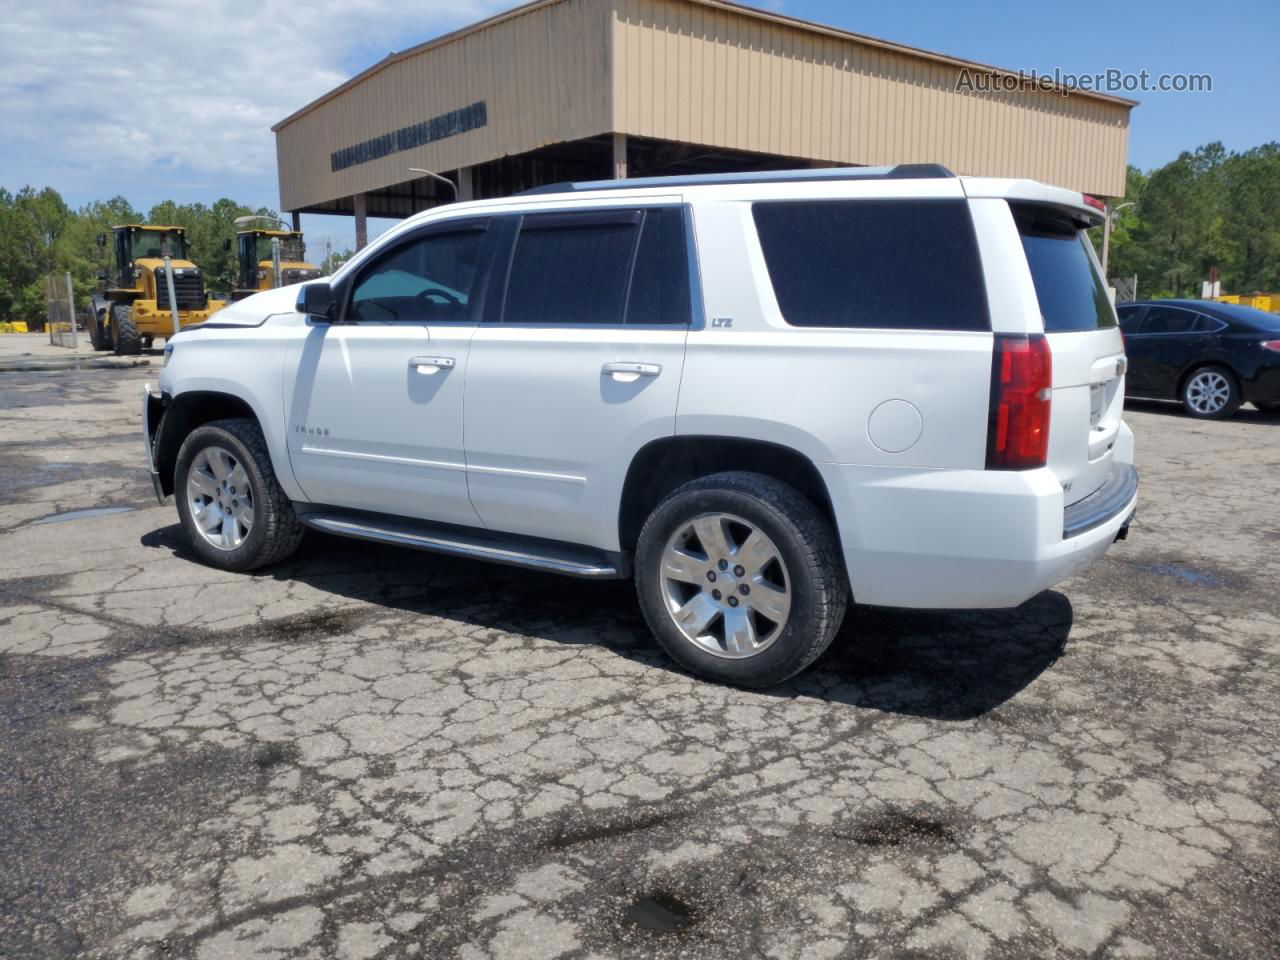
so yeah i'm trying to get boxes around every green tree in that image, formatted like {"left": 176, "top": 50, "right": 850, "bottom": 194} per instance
{"left": 1219, "top": 143, "right": 1280, "bottom": 293}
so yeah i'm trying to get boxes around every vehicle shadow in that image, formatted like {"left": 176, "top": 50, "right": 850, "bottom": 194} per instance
{"left": 1125, "top": 396, "right": 1280, "bottom": 423}
{"left": 141, "top": 524, "right": 1072, "bottom": 722}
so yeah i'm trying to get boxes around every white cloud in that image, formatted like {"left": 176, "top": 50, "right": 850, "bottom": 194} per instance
{"left": 0, "top": 0, "right": 502, "bottom": 204}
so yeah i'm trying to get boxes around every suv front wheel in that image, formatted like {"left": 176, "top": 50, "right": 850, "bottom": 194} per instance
{"left": 635, "top": 472, "right": 848, "bottom": 688}
{"left": 174, "top": 418, "right": 305, "bottom": 571}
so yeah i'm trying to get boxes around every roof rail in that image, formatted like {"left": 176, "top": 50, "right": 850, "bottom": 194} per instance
{"left": 518, "top": 163, "right": 955, "bottom": 195}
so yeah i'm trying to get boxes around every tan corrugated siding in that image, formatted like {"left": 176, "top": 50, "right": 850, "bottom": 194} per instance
{"left": 276, "top": 0, "right": 1131, "bottom": 211}
{"left": 610, "top": 0, "right": 1130, "bottom": 195}
{"left": 275, "top": 0, "right": 611, "bottom": 211}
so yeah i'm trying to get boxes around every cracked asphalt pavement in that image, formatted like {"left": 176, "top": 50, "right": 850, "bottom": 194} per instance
{"left": 1, "top": 360, "right": 1277, "bottom": 959}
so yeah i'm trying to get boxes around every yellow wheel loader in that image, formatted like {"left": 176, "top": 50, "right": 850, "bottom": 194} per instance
{"left": 229, "top": 216, "right": 322, "bottom": 301}
{"left": 89, "top": 225, "right": 225, "bottom": 355}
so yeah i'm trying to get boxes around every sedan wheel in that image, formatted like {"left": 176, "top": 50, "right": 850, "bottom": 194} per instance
{"left": 1182, "top": 366, "right": 1240, "bottom": 419}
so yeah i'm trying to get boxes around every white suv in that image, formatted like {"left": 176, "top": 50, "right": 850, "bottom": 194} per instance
{"left": 145, "top": 164, "right": 1137, "bottom": 687}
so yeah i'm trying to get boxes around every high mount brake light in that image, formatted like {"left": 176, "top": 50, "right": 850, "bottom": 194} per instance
{"left": 986, "top": 335, "right": 1052, "bottom": 470}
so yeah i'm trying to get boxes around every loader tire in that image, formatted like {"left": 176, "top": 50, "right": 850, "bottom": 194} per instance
{"left": 89, "top": 309, "right": 111, "bottom": 351}
{"left": 111, "top": 303, "right": 141, "bottom": 356}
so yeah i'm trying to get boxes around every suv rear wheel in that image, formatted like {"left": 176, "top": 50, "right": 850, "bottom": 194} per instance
{"left": 635, "top": 472, "right": 848, "bottom": 688}
{"left": 174, "top": 418, "right": 304, "bottom": 571}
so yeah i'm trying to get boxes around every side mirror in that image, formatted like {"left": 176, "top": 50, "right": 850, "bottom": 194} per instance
{"left": 96, "top": 233, "right": 106, "bottom": 248}
{"left": 297, "top": 282, "right": 334, "bottom": 322}
{"left": 223, "top": 238, "right": 231, "bottom": 252}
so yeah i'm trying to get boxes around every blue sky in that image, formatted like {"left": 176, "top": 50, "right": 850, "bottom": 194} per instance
{"left": 1, "top": 0, "right": 1275, "bottom": 245}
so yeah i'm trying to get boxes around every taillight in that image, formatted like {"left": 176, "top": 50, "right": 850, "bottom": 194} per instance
{"left": 987, "top": 334, "right": 1052, "bottom": 470}
{"left": 1262, "top": 340, "right": 1280, "bottom": 353}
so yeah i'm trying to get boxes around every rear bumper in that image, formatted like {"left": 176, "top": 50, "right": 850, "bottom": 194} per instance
{"left": 818, "top": 439, "right": 1137, "bottom": 609}
{"left": 1242, "top": 364, "right": 1280, "bottom": 407}
{"left": 1063, "top": 462, "right": 1138, "bottom": 538}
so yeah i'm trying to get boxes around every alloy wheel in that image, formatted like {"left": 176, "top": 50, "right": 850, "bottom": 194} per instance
{"left": 659, "top": 512, "right": 792, "bottom": 659}
{"left": 186, "top": 446, "right": 254, "bottom": 550}
{"left": 1186, "top": 370, "right": 1231, "bottom": 415}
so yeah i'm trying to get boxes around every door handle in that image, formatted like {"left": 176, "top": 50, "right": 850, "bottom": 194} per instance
{"left": 602, "top": 361, "right": 661, "bottom": 381}
{"left": 410, "top": 356, "right": 455, "bottom": 374}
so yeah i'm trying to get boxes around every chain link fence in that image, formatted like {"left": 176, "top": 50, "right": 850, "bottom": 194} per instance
{"left": 46, "top": 273, "right": 80, "bottom": 348}
{"left": 1110, "top": 275, "right": 1139, "bottom": 303}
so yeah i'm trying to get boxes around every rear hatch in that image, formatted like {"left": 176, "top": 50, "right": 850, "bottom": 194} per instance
{"left": 1012, "top": 202, "right": 1126, "bottom": 506}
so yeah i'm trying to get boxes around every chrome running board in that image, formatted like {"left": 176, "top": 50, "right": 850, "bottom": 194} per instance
{"left": 296, "top": 510, "right": 623, "bottom": 579}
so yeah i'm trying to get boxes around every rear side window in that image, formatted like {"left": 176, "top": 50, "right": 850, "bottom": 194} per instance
{"left": 751, "top": 199, "right": 989, "bottom": 330}
{"left": 1141, "top": 306, "right": 1197, "bottom": 335}
{"left": 1116, "top": 305, "right": 1143, "bottom": 331}
{"left": 627, "top": 208, "right": 691, "bottom": 326}
{"left": 502, "top": 208, "right": 690, "bottom": 325}
{"left": 1014, "top": 204, "right": 1116, "bottom": 332}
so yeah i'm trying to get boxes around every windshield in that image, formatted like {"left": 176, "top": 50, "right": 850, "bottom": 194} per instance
{"left": 255, "top": 235, "right": 306, "bottom": 263}
{"left": 130, "top": 230, "right": 186, "bottom": 260}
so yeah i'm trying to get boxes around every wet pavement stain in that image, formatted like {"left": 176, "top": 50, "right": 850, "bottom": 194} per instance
{"left": 1152, "top": 562, "right": 1223, "bottom": 587}
{"left": 252, "top": 742, "right": 299, "bottom": 770}
{"left": 623, "top": 891, "right": 695, "bottom": 932}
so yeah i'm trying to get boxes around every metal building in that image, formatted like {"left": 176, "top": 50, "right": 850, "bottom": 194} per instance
{"left": 273, "top": 0, "right": 1135, "bottom": 245}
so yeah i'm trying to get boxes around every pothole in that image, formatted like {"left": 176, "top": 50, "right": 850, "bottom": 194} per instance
{"left": 622, "top": 891, "right": 695, "bottom": 933}
{"left": 833, "top": 808, "right": 959, "bottom": 848}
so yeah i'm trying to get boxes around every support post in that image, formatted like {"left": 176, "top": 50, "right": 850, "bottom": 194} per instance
{"left": 163, "top": 256, "right": 180, "bottom": 338}
{"left": 290, "top": 211, "right": 301, "bottom": 232}
{"left": 64, "top": 272, "right": 77, "bottom": 350}
{"left": 1100, "top": 202, "right": 1112, "bottom": 280}
{"left": 612, "top": 132, "right": 627, "bottom": 180}
{"left": 353, "top": 193, "right": 368, "bottom": 250}
{"left": 457, "top": 166, "right": 474, "bottom": 202}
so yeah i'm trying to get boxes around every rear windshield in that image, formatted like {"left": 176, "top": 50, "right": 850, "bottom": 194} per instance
{"left": 1014, "top": 204, "right": 1116, "bottom": 332}
{"left": 751, "top": 199, "right": 990, "bottom": 331}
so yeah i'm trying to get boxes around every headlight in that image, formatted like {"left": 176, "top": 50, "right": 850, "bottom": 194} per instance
{"left": 163, "top": 342, "right": 174, "bottom": 366}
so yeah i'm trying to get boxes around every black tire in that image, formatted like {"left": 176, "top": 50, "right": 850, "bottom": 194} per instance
{"left": 110, "top": 303, "right": 141, "bottom": 356}
{"left": 634, "top": 471, "right": 848, "bottom": 688}
{"left": 174, "top": 418, "right": 304, "bottom": 572}
{"left": 88, "top": 309, "right": 112, "bottom": 351}
{"left": 1180, "top": 365, "right": 1241, "bottom": 419}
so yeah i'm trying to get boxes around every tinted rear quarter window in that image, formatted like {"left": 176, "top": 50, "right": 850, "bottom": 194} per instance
{"left": 751, "top": 199, "right": 989, "bottom": 331}
{"left": 1013, "top": 204, "right": 1116, "bottom": 332}
{"left": 1116, "top": 305, "right": 1143, "bottom": 331}
{"left": 502, "top": 208, "right": 690, "bottom": 325}
{"left": 1141, "top": 306, "right": 1197, "bottom": 335}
